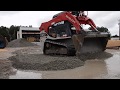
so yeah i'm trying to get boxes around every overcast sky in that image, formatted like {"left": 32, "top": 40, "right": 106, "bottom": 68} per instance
{"left": 0, "top": 11, "right": 120, "bottom": 36}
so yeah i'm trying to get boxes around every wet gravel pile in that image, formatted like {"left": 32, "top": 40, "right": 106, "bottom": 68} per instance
{"left": 8, "top": 46, "right": 113, "bottom": 71}
{"left": 7, "top": 39, "right": 37, "bottom": 48}
{"left": 12, "top": 46, "right": 42, "bottom": 55}
{"left": 77, "top": 51, "right": 113, "bottom": 61}
{"left": 9, "top": 54, "right": 84, "bottom": 71}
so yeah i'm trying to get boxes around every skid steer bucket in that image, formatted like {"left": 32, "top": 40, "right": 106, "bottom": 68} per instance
{"left": 72, "top": 31, "right": 110, "bottom": 56}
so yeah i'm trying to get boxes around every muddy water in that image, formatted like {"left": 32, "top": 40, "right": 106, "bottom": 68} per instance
{"left": 8, "top": 49, "right": 120, "bottom": 79}
{"left": 41, "top": 49, "right": 120, "bottom": 79}
{"left": 100, "top": 49, "right": 120, "bottom": 79}
{"left": 40, "top": 60, "right": 107, "bottom": 79}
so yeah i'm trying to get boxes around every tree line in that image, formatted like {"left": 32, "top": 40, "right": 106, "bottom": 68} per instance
{"left": 0, "top": 25, "right": 20, "bottom": 42}
{"left": 89, "top": 26, "right": 109, "bottom": 32}
{"left": 0, "top": 25, "right": 110, "bottom": 42}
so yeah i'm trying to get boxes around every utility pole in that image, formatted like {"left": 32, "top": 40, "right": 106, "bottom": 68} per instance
{"left": 118, "top": 19, "right": 120, "bottom": 40}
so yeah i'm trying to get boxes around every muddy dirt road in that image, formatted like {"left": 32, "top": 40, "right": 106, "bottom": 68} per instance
{"left": 0, "top": 46, "right": 120, "bottom": 79}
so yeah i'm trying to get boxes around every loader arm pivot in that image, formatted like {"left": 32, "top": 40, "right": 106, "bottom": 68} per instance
{"left": 78, "top": 15, "right": 98, "bottom": 31}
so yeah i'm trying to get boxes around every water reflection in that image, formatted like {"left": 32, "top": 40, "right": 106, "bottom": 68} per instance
{"left": 41, "top": 50, "right": 120, "bottom": 79}
{"left": 41, "top": 60, "right": 108, "bottom": 79}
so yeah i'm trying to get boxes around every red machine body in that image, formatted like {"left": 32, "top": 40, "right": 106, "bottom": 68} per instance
{"left": 39, "top": 11, "right": 110, "bottom": 56}
{"left": 39, "top": 11, "right": 97, "bottom": 34}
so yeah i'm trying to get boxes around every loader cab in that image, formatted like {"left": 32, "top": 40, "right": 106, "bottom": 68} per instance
{"left": 48, "top": 21, "right": 72, "bottom": 38}
{"left": 70, "top": 11, "right": 80, "bottom": 16}
{"left": 53, "top": 11, "right": 65, "bottom": 18}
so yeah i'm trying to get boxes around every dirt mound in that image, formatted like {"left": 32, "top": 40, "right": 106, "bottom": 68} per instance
{"left": 0, "top": 60, "right": 12, "bottom": 79}
{"left": 7, "top": 39, "right": 37, "bottom": 48}
{"left": 8, "top": 46, "right": 113, "bottom": 71}
{"left": 8, "top": 46, "right": 85, "bottom": 71}
{"left": 9, "top": 54, "right": 84, "bottom": 71}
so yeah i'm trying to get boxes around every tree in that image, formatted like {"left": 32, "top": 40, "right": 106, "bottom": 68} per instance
{"left": 88, "top": 26, "right": 109, "bottom": 32}
{"left": 9, "top": 25, "right": 20, "bottom": 40}
{"left": 0, "top": 26, "right": 11, "bottom": 42}
{"left": 0, "top": 25, "right": 20, "bottom": 41}
{"left": 112, "top": 34, "right": 119, "bottom": 37}
{"left": 96, "top": 26, "right": 109, "bottom": 32}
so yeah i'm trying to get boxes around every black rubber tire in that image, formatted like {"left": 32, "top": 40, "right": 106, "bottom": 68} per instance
{"left": 67, "top": 47, "right": 76, "bottom": 56}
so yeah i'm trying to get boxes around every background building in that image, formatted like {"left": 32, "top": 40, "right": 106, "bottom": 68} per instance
{"left": 17, "top": 26, "right": 40, "bottom": 45}
{"left": 17, "top": 26, "right": 40, "bottom": 41}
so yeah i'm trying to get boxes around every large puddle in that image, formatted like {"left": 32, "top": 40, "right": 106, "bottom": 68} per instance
{"left": 1, "top": 49, "right": 120, "bottom": 79}
{"left": 40, "top": 49, "right": 120, "bottom": 79}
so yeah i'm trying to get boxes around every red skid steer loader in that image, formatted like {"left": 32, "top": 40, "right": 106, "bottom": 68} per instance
{"left": 39, "top": 11, "right": 111, "bottom": 56}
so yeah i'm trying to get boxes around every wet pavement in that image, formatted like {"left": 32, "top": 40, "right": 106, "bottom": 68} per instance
{"left": 0, "top": 47, "right": 120, "bottom": 79}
